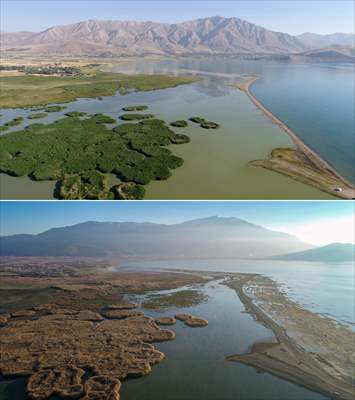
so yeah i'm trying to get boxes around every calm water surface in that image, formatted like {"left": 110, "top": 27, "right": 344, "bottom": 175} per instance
{"left": 112, "top": 58, "right": 354, "bottom": 184}
{"left": 0, "top": 278, "right": 327, "bottom": 400}
{"left": 1, "top": 59, "right": 342, "bottom": 199}
{"left": 120, "top": 280, "right": 326, "bottom": 400}
{"left": 120, "top": 259, "right": 355, "bottom": 327}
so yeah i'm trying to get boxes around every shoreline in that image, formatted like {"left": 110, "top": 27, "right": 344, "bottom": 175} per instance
{"left": 235, "top": 76, "right": 355, "bottom": 199}
{"left": 225, "top": 274, "right": 354, "bottom": 400}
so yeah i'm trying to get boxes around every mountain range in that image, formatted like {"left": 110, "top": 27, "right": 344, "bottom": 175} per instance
{"left": 1, "top": 16, "right": 354, "bottom": 57}
{"left": 272, "top": 243, "right": 354, "bottom": 262}
{"left": 0, "top": 217, "right": 312, "bottom": 259}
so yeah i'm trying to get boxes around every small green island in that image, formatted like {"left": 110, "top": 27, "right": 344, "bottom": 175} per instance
{"left": 170, "top": 120, "right": 188, "bottom": 128}
{"left": 189, "top": 116, "right": 220, "bottom": 129}
{"left": 120, "top": 113, "right": 155, "bottom": 121}
{"left": 64, "top": 111, "right": 87, "bottom": 118}
{"left": 3, "top": 116, "right": 24, "bottom": 128}
{"left": 0, "top": 109, "right": 190, "bottom": 200}
{"left": 122, "top": 105, "right": 148, "bottom": 111}
{"left": 28, "top": 112, "right": 48, "bottom": 119}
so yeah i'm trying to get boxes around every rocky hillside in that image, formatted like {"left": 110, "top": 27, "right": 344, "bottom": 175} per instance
{"left": 1, "top": 16, "right": 308, "bottom": 56}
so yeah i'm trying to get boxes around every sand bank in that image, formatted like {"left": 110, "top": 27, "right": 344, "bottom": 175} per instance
{"left": 235, "top": 76, "right": 355, "bottom": 199}
{"left": 226, "top": 274, "right": 355, "bottom": 400}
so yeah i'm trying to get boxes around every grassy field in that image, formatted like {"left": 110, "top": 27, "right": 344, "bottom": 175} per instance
{"left": 0, "top": 70, "right": 198, "bottom": 108}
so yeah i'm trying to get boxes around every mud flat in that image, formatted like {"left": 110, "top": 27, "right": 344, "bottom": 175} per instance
{"left": 226, "top": 274, "right": 355, "bottom": 400}
{"left": 235, "top": 76, "right": 355, "bottom": 199}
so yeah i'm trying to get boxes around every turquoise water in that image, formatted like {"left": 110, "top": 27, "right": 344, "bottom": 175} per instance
{"left": 120, "top": 259, "right": 355, "bottom": 328}
{"left": 111, "top": 58, "right": 355, "bottom": 184}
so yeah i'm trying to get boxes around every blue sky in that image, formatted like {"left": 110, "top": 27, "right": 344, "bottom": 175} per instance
{"left": 1, "top": 1, "right": 354, "bottom": 34}
{"left": 1, "top": 201, "right": 354, "bottom": 245}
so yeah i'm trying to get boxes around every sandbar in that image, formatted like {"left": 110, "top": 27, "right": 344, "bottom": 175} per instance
{"left": 235, "top": 76, "right": 355, "bottom": 199}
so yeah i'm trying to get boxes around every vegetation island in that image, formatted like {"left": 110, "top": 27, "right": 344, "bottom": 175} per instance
{"left": 0, "top": 259, "right": 209, "bottom": 400}
{"left": 0, "top": 108, "right": 192, "bottom": 199}
{"left": 189, "top": 116, "right": 220, "bottom": 129}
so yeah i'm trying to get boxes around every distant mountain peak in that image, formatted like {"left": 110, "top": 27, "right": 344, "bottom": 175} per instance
{"left": 0, "top": 217, "right": 312, "bottom": 259}
{"left": 272, "top": 243, "right": 354, "bottom": 262}
{"left": 1, "top": 16, "right": 309, "bottom": 56}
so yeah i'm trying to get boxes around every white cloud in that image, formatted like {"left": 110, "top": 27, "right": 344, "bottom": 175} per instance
{"left": 270, "top": 215, "right": 355, "bottom": 246}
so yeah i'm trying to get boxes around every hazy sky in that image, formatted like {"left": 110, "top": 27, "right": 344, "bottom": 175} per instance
{"left": 1, "top": 1, "right": 354, "bottom": 34}
{"left": 1, "top": 201, "right": 354, "bottom": 246}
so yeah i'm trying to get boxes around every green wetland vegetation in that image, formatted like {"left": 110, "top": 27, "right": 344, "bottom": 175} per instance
{"left": 45, "top": 105, "right": 66, "bottom": 112}
{"left": 189, "top": 116, "right": 220, "bottom": 129}
{"left": 0, "top": 109, "right": 189, "bottom": 200}
{"left": 1, "top": 116, "right": 24, "bottom": 130}
{"left": 28, "top": 112, "right": 48, "bottom": 120}
{"left": 64, "top": 111, "right": 87, "bottom": 118}
{"left": 0, "top": 70, "right": 198, "bottom": 108}
{"left": 122, "top": 105, "right": 148, "bottom": 111}
{"left": 170, "top": 120, "right": 188, "bottom": 128}
{"left": 120, "top": 113, "right": 155, "bottom": 121}
{"left": 142, "top": 289, "right": 209, "bottom": 310}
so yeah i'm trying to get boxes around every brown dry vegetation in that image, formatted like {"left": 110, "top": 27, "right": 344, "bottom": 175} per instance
{"left": 0, "top": 259, "right": 210, "bottom": 400}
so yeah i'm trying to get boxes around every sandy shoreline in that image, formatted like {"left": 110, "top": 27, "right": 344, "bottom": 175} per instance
{"left": 235, "top": 76, "right": 355, "bottom": 199}
{"left": 226, "top": 274, "right": 355, "bottom": 400}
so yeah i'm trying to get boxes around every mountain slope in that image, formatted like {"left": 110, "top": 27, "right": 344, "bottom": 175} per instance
{"left": 292, "top": 44, "right": 355, "bottom": 62}
{"left": 272, "top": 243, "right": 354, "bottom": 262}
{"left": 1, "top": 17, "right": 307, "bottom": 56}
{"left": 297, "top": 32, "right": 355, "bottom": 49}
{"left": 0, "top": 217, "right": 312, "bottom": 259}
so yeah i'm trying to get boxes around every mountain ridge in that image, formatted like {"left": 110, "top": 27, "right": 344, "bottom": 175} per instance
{"left": 0, "top": 16, "right": 312, "bottom": 56}
{"left": 0, "top": 217, "right": 312, "bottom": 259}
{"left": 272, "top": 243, "right": 354, "bottom": 262}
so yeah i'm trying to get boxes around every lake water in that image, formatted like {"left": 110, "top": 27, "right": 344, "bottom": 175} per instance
{"left": 0, "top": 278, "right": 327, "bottom": 400}
{"left": 120, "top": 259, "right": 355, "bottom": 328}
{"left": 120, "top": 279, "right": 326, "bottom": 399}
{"left": 1, "top": 259, "right": 351, "bottom": 400}
{"left": 111, "top": 58, "right": 355, "bottom": 184}
{"left": 1, "top": 59, "right": 345, "bottom": 199}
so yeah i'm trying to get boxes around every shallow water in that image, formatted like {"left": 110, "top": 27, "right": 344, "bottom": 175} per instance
{"left": 111, "top": 58, "right": 355, "bottom": 184}
{"left": 120, "top": 259, "right": 355, "bottom": 328}
{"left": 0, "top": 65, "right": 335, "bottom": 199}
{"left": 120, "top": 280, "right": 326, "bottom": 400}
{"left": 0, "top": 280, "right": 327, "bottom": 400}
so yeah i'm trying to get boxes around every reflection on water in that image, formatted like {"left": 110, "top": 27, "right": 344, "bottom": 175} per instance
{"left": 120, "top": 280, "right": 326, "bottom": 400}
{"left": 0, "top": 280, "right": 327, "bottom": 400}
{"left": 120, "top": 259, "right": 355, "bottom": 327}
{"left": 110, "top": 58, "right": 355, "bottom": 184}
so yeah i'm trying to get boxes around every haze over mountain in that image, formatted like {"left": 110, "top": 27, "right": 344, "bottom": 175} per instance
{"left": 0, "top": 217, "right": 312, "bottom": 259}
{"left": 3, "top": 16, "right": 353, "bottom": 57}
{"left": 272, "top": 243, "right": 354, "bottom": 262}
{"left": 297, "top": 32, "right": 354, "bottom": 49}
